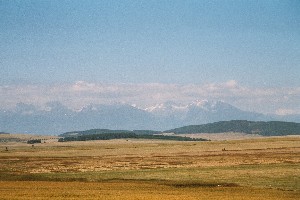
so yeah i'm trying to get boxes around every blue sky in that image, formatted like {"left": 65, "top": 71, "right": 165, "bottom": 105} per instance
{"left": 1, "top": 0, "right": 300, "bottom": 114}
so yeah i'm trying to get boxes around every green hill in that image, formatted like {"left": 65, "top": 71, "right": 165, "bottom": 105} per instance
{"left": 165, "top": 120, "right": 300, "bottom": 136}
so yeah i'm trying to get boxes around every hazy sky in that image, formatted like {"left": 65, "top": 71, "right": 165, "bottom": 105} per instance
{"left": 1, "top": 0, "right": 300, "bottom": 114}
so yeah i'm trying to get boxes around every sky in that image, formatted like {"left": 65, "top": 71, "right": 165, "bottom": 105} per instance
{"left": 1, "top": 0, "right": 300, "bottom": 115}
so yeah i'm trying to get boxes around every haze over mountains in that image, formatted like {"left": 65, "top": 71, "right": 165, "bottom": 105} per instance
{"left": 1, "top": 100, "right": 299, "bottom": 135}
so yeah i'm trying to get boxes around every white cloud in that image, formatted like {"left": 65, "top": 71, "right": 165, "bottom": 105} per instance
{"left": 224, "top": 80, "right": 238, "bottom": 88}
{"left": 275, "top": 109, "right": 297, "bottom": 116}
{"left": 1, "top": 81, "right": 300, "bottom": 114}
{"left": 71, "top": 81, "right": 96, "bottom": 92}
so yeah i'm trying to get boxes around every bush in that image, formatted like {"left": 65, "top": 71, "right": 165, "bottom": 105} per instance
{"left": 27, "top": 139, "right": 42, "bottom": 144}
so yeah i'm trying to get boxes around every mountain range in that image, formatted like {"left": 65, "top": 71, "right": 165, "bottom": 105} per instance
{"left": 1, "top": 100, "right": 299, "bottom": 135}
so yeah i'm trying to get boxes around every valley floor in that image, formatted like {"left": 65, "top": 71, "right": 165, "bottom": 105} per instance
{"left": 0, "top": 136, "right": 299, "bottom": 199}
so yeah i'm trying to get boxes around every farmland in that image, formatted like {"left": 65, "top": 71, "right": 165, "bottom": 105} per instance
{"left": 0, "top": 135, "right": 299, "bottom": 199}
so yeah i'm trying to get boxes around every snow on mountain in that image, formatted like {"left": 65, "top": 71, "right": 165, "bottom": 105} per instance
{"left": 145, "top": 101, "right": 189, "bottom": 117}
{"left": 145, "top": 100, "right": 233, "bottom": 116}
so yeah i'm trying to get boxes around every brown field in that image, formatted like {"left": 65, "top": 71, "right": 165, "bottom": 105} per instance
{"left": 0, "top": 135, "right": 299, "bottom": 199}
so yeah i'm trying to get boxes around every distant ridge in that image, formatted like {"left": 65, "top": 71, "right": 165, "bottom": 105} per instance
{"left": 165, "top": 120, "right": 300, "bottom": 136}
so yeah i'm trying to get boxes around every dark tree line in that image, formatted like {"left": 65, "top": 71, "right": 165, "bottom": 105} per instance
{"left": 58, "top": 132, "right": 208, "bottom": 142}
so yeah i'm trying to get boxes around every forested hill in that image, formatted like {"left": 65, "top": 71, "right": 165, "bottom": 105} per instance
{"left": 165, "top": 120, "right": 300, "bottom": 136}
{"left": 60, "top": 129, "right": 161, "bottom": 137}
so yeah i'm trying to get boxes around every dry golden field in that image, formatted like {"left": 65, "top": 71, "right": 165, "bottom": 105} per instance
{"left": 0, "top": 135, "right": 299, "bottom": 199}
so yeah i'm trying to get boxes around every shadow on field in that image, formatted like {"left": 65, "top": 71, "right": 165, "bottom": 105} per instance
{"left": 0, "top": 172, "right": 88, "bottom": 182}
{"left": 1, "top": 172, "right": 240, "bottom": 189}
{"left": 167, "top": 181, "right": 239, "bottom": 188}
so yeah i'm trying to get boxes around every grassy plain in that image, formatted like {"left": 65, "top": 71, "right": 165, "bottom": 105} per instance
{"left": 0, "top": 135, "right": 299, "bottom": 199}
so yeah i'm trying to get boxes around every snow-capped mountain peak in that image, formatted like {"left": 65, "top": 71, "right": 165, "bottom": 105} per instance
{"left": 190, "top": 99, "right": 209, "bottom": 107}
{"left": 144, "top": 100, "right": 237, "bottom": 116}
{"left": 144, "top": 102, "right": 188, "bottom": 113}
{"left": 187, "top": 100, "right": 230, "bottom": 112}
